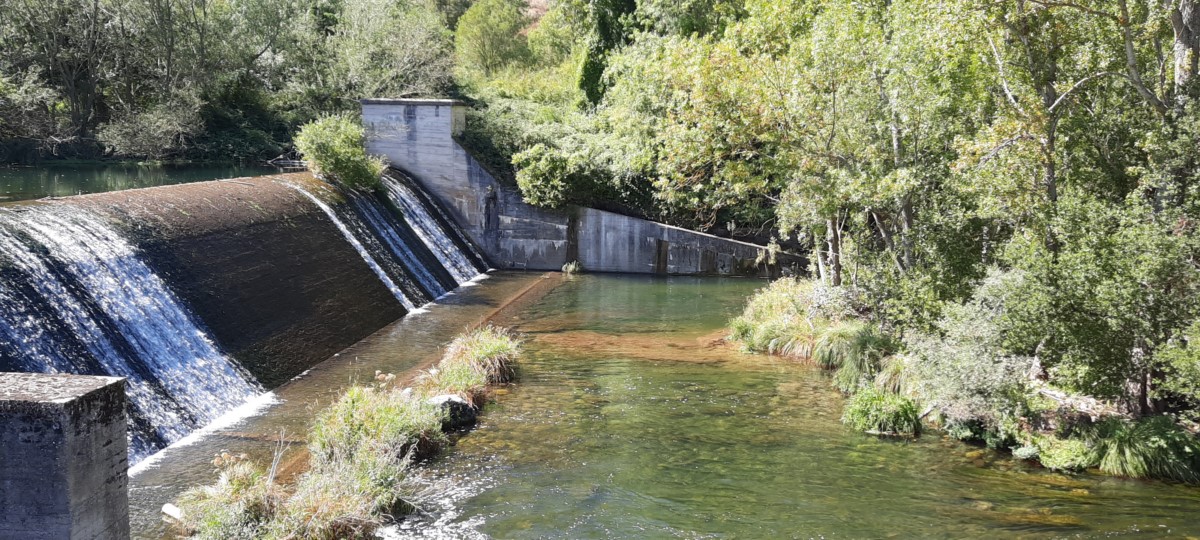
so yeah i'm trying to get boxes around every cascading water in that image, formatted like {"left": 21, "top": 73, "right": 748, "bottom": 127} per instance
{"left": 0, "top": 205, "right": 260, "bottom": 462}
{"left": 0, "top": 172, "right": 486, "bottom": 464}
{"left": 289, "top": 177, "right": 488, "bottom": 310}
{"left": 288, "top": 184, "right": 422, "bottom": 310}
{"left": 380, "top": 171, "right": 489, "bottom": 283}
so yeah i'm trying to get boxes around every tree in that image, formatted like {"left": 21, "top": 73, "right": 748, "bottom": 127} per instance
{"left": 455, "top": 0, "right": 530, "bottom": 76}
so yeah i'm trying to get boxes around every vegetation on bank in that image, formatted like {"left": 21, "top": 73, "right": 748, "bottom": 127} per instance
{"left": 293, "top": 115, "right": 387, "bottom": 191}
{"left": 731, "top": 277, "right": 1200, "bottom": 482}
{"left": 173, "top": 326, "right": 522, "bottom": 539}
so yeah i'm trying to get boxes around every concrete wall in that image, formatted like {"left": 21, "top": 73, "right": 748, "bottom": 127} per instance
{"left": 362, "top": 99, "right": 798, "bottom": 275}
{"left": 0, "top": 373, "right": 128, "bottom": 540}
{"left": 67, "top": 175, "right": 406, "bottom": 388}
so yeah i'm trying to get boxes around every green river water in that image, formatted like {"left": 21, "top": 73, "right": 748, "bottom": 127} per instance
{"left": 390, "top": 274, "right": 1200, "bottom": 539}
{"left": 0, "top": 162, "right": 282, "bottom": 202}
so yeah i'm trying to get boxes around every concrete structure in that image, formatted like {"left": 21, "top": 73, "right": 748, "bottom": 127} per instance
{"left": 362, "top": 98, "right": 800, "bottom": 275}
{"left": 0, "top": 373, "right": 128, "bottom": 540}
{"left": 68, "top": 175, "right": 406, "bottom": 388}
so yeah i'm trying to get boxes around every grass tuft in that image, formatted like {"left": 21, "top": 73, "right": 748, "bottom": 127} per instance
{"left": 1090, "top": 416, "right": 1200, "bottom": 482}
{"left": 842, "top": 387, "right": 922, "bottom": 436}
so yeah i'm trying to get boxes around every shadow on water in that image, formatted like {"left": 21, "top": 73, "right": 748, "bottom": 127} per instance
{"left": 392, "top": 274, "right": 1200, "bottom": 539}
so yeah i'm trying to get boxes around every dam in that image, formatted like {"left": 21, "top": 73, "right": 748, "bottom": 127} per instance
{"left": 0, "top": 101, "right": 795, "bottom": 537}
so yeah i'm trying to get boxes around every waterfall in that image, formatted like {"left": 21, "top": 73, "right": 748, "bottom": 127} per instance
{"left": 380, "top": 172, "right": 489, "bottom": 284}
{"left": 0, "top": 205, "right": 260, "bottom": 463}
{"left": 290, "top": 177, "right": 488, "bottom": 309}
{"left": 287, "top": 184, "right": 422, "bottom": 310}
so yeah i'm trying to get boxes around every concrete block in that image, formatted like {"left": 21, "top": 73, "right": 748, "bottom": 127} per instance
{"left": 0, "top": 373, "right": 129, "bottom": 540}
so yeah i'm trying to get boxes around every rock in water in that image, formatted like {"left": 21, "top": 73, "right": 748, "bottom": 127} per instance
{"left": 428, "top": 394, "right": 477, "bottom": 430}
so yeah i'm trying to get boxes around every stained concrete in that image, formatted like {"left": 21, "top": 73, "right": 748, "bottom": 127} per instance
{"left": 362, "top": 98, "right": 801, "bottom": 275}
{"left": 0, "top": 373, "right": 128, "bottom": 540}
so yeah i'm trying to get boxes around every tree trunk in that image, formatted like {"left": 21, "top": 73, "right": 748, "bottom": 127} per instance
{"left": 1171, "top": 0, "right": 1200, "bottom": 110}
{"left": 826, "top": 218, "right": 843, "bottom": 287}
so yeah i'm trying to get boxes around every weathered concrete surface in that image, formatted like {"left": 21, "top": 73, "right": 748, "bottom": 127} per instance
{"left": 362, "top": 98, "right": 800, "bottom": 275}
{"left": 64, "top": 174, "right": 407, "bottom": 387}
{"left": 0, "top": 373, "right": 128, "bottom": 540}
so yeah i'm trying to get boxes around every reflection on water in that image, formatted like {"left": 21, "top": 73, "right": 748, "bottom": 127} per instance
{"left": 0, "top": 162, "right": 283, "bottom": 201}
{"left": 398, "top": 274, "right": 1200, "bottom": 539}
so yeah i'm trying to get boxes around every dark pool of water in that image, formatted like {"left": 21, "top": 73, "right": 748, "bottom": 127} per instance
{"left": 394, "top": 274, "right": 1200, "bottom": 539}
{"left": 0, "top": 162, "right": 284, "bottom": 202}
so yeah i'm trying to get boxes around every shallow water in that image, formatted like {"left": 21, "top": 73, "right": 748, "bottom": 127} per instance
{"left": 0, "top": 162, "right": 282, "bottom": 202}
{"left": 397, "top": 274, "right": 1200, "bottom": 539}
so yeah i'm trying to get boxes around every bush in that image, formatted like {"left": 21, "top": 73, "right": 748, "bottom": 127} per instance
{"left": 294, "top": 114, "right": 386, "bottom": 191}
{"left": 454, "top": 0, "right": 529, "bottom": 76}
{"left": 1091, "top": 416, "right": 1200, "bottom": 482}
{"left": 1035, "top": 436, "right": 1097, "bottom": 472}
{"left": 417, "top": 325, "right": 522, "bottom": 405}
{"left": 309, "top": 386, "right": 447, "bottom": 466}
{"left": 265, "top": 448, "right": 411, "bottom": 540}
{"left": 175, "top": 455, "right": 285, "bottom": 540}
{"left": 729, "top": 277, "right": 864, "bottom": 357}
{"left": 842, "top": 387, "right": 922, "bottom": 436}
{"left": 97, "top": 95, "right": 201, "bottom": 159}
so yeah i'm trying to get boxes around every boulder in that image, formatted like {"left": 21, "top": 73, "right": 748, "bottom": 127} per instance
{"left": 427, "top": 394, "right": 477, "bottom": 430}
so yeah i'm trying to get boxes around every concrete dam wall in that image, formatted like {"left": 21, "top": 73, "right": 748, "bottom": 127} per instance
{"left": 362, "top": 99, "right": 801, "bottom": 275}
{"left": 67, "top": 175, "right": 407, "bottom": 388}
{"left": 0, "top": 172, "right": 487, "bottom": 460}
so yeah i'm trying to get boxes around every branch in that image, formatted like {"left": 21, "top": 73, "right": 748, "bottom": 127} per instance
{"left": 988, "top": 35, "right": 1026, "bottom": 115}
{"left": 1118, "top": 0, "right": 1170, "bottom": 116}
{"left": 977, "top": 134, "right": 1035, "bottom": 168}
{"left": 1025, "top": 0, "right": 1119, "bottom": 21}
{"left": 1047, "top": 71, "right": 1121, "bottom": 113}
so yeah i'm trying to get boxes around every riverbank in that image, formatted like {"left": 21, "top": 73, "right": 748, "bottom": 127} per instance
{"left": 729, "top": 277, "right": 1200, "bottom": 484}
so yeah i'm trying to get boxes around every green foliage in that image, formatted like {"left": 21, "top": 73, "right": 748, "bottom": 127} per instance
{"left": 98, "top": 95, "right": 201, "bottom": 159}
{"left": 309, "top": 386, "right": 447, "bottom": 466}
{"left": 418, "top": 325, "right": 522, "bottom": 405}
{"left": 1090, "top": 417, "right": 1200, "bottom": 483}
{"left": 293, "top": 115, "right": 386, "bottom": 191}
{"left": 176, "top": 457, "right": 284, "bottom": 540}
{"left": 0, "top": 0, "right": 453, "bottom": 161}
{"left": 842, "top": 387, "right": 922, "bottom": 436}
{"left": 455, "top": 0, "right": 530, "bottom": 76}
{"left": 1035, "top": 436, "right": 1098, "bottom": 472}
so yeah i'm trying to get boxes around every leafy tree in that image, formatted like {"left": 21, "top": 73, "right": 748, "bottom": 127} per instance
{"left": 455, "top": 0, "right": 530, "bottom": 76}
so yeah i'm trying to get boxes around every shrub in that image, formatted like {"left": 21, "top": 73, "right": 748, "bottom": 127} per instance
{"left": 294, "top": 114, "right": 386, "bottom": 191}
{"left": 265, "top": 448, "right": 411, "bottom": 540}
{"left": 418, "top": 325, "right": 522, "bottom": 405}
{"left": 729, "top": 277, "right": 864, "bottom": 357}
{"left": 1035, "top": 436, "right": 1097, "bottom": 472}
{"left": 454, "top": 0, "right": 529, "bottom": 76}
{"left": 309, "top": 386, "right": 447, "bottom": 466}
{"left": 175, "top": 455, "right": 285, "bottom": 540}
{"left": 1090, "top": 416, "right": 1200, "bottom": 482}
{"left": 842, "top": 387, "right": 922, "bottom": 436}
